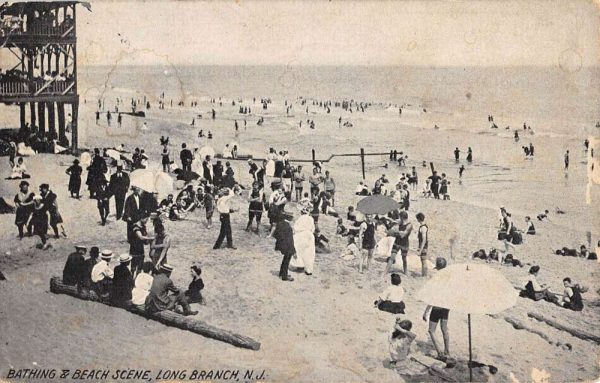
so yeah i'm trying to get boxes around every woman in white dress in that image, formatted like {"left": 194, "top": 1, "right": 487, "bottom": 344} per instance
{"left": 290, "top": 207, "right": 316, "bottom": 275}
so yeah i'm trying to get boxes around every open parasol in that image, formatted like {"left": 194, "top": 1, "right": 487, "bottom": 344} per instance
{"left": 416, "top": 263, "right": 517, "bottom": 381}
{"left": 356, "top": 195, "right": 402, "bottom": 215}
{"left": 199, "top": 145, "right": 215, "bottom": 160}
{"left": 130, "top": 169, "right": 174, "bottom": 197}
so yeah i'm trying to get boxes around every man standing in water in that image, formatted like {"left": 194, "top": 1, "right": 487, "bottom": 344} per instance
{"left": 453, "top": 147, "right": 460, "bottom": 162}
{"left": 564, "top": 150, "right": 570, "bottom": 170}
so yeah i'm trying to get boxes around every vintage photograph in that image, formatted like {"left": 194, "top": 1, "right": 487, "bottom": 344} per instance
{"left": 0, "top": 1, "right": 599, "bottom": 382}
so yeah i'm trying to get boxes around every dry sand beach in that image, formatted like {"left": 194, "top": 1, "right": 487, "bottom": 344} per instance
{"left": 1, "top": 65, "right": 600, "bottom": 382}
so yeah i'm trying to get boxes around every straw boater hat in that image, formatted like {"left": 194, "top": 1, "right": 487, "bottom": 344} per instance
{"left": 100, "top": 250, "right": 113, "bottom": 260}
{"left": 75, "top": 245, "right": 87, "bottom": 252}
{"left": 119, "top": 253, "right": 132, "bottom": 263}
{"left": 161, "top": 263, "right": 174, "bottom": 272}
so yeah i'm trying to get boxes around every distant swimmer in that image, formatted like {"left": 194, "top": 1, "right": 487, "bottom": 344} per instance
{"left": 459, "top": 165, "right": 465, "bottom": 178}
{"left": 466, "top": 147, "right": 473, "bottom": 162}
{"left": 564, "top": 150, "right": 569, "bottom": 170}
{"left": 514, "top": 131, "right": 519, "bottom": 142}
{"left": 454, "top": 147, "right": 460, "bottom": 162}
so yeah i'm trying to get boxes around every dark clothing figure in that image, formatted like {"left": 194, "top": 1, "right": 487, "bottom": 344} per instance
{"left": 110, "top": 263, "right": 134, "bottom": 305}
{"left": 86, "top": 154, "right": 107, "bottom": 198}
{"left": 202, "top": 161, "right": 213, "bottom": 184}
{"left": 31, "top": 204, "right": 48, "bottom": 244}
{"left": 185, "top": 277, "right": 204, "bottom": 304}
{"left": 62, "top": 251, "right": 86, "bottom": 286}
{"left": 213, "top": 163, "right": 223, "bottom": 187}
{"left": 65, "top": 163, "right": 82, "bottom": 197}
{"left": 123, "top": 193, "right": 143, "bottom": 241}
{"left": 96, "top": 183, "right": 110, "bottom": 225}
{"left": 41, "top": 190, "right": 62, "bottom": 238}
{"left": 109, "top": 171, "right": 130, "bottom": 220}
{"left": 14, "top": 191, "right": 34, "bottom": 238}
{"left": 273, "top": 220, "right": 296, "bottom": 280}
{"left": 213, "top": 213, "right": 233, "bottom": 249}
{"left": 145, "top": 273, "right": 193, "bottom": 314}
{"left": 428, "top": 174, "right": 441, "bottom": 199}
{"left": 180, "top": 148, "right": 193, "bottom": 172}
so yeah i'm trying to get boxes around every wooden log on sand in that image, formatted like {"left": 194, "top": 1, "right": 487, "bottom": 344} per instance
{"left": 501, "top": 316, "right": 556, "bottom": 345}
{"left": 410, "top": 354, "right": 459, "bottom": 382}
{"left": 527, "top": 312, "right": 600, "bottom": 344}
{"left": 49, "top": 277, "right": 261, "bottom": 350}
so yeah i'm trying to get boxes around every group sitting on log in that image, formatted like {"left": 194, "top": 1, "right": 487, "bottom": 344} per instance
{"left": 62, "top": 245, "right": 203, "bottom": 316}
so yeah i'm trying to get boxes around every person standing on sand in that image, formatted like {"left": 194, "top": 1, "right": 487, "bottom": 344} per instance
{"left": 454, "top": 147, "right": 460, "bottom": 162}
{"left": 428, "top": 171, "right": 441, "bottom": 199}
{"left": 123, "top": 186, "right": 144, "bottom": 243}
{"left": 161, "top": 144, "right": 170, "bottom": 173}
{"left": 117, "top": 113, "right": 122, "bottom": 128}
{"left": 466, "top": 147, "right": 473, "bottom": 162}
{"left": 130, "top": 215, "right": 154, "bottom": 276}
{"left": 564, "top": 150, "right": 569, "bottom": 170}
{"left": 246, "top": 182, "right": 264, "bottom": 234}
{"left": 387, "top": 211, "right": 412, "bottom": 274}
{"left": 96, "top": 180, "right": 110, "bottom": 225}
{"left": 358, "top": 214, "right": 376, "bottom": 273}
{"left": 423, "top": 257, "right": 451, "bottom": 360}
{"left": 416, "top": 213, "right": 429, "bottom": 276}
{"left": 273, "top": 215, "right": 296, "bottom": 282}
{"left": 323, "top": 170, "right": 336, "bottom": 207}
{"left": 180, "top": 143, "right": 192, "bottom": 172}
{"left": 14, "top": 180, "right": 34, "bottom": 239}
{"left": 109, "top": 165, "right": 130, "bottom": 220}
{"left": 213, "top": 188, "right": 237, "bottom": 250}
{"left": 65, "top": 159, "right": 82, "bottom": 199}
{"left": 31, "top": 196, "right": 50, "bottom": 249}
{"left": 40, "top": 183, "right": 67, "bottom": 238}
{"left": 106, "top": 110, "right": 112, "bottom": 127}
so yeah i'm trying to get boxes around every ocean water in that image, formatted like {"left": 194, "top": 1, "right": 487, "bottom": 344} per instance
{"left": 79, "top": 65, "right": 600, "bottom": 137}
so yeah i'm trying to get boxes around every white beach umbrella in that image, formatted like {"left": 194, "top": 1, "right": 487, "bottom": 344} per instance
{"left": 199, "top": 145, "right": 215, "bottom": 160}
{"left": 416, "top": 263, "right": 517, "bottom": 381}
{"left": 105, "top": 149, "right": 121, "bottom": 161}
{"left": 154, "top": 171, "right": 174, "bottom": 197}
{"left": 130, "top": 169, "right": 156, "bottom": 193}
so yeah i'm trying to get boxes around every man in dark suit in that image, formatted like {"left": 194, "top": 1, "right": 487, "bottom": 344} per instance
{"left": 180, "top": 143, "right": 193, "bottom": 172}
{"left": 109, "top": 165, "right": 130, "bottom": 220}
{"left": 110, "top": 253, "right": 134, "bottom": 306}
{"left": 122, "top": 186, "right": 143, "bottom": 242}
{"left": 62, "top": 245, "right": 87, "bottom": 286}
{"left": 145, "top": 264, "right": 197, "bottom": 316}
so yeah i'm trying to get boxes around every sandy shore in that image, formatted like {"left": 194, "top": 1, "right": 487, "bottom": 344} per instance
{"left": 1, "top": 92, "right": 599, "bottom": 382}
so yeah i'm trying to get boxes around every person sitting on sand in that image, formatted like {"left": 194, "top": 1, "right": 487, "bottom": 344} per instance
{"left": 355, "top": 181, "right": 370, "bottom": 196}
{"left": 145, "top": 263, "right": 198, "bottom": 316}
{"left": 7, "top": 157, "right": 30, "bottom": 179}
{"left": 525, "top": 216, "right": 536, "bottom": 235}
{"left": 561, "top": 277, "right": 584, "bottom": 311}
{"left": 159, "top": 194, "right": 174, "bottom": 214}
{"left": 314, "top": 229, "right": 331, "bottom": 254}
{"left": 537, "top": 210, "right": 550, "bottom": 221}
{"left": 131, "top": 261, "right": 154, "bottom": 306}
{"left": 375, "top": 273, "right": 406, "bottom": 314}
{"left": 340, "top": 235, "right": 361, "bottom": 261}
{"left": 502, "top": 253, "right": 523, "bottom": 267}
{"left": 389, "top": 318, "right": 417, "bottom": 368}
{"left": 184, "top": 263, "right": 205, "bottom": 305}
{"left": 91, "top": 250, "right": 114, "bottom": 297}
{"left": 521, "top": 265, "right": 559, "bottom": 303}
{"left": 421, "top": 179, "right": 432, "bottom": 198}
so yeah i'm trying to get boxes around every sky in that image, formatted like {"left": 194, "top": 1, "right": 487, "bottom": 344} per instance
{"left": 4, "top": 0, "right": 600, "bottom": 67}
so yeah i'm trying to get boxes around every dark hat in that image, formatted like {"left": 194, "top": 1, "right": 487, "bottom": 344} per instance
{"left": 19, "top": 180, "right": 29, "bottom": 187}
{"left": 435, "top": 257, "right": 447, "bottom": 270}
{"left": 90, "top": 246, "right": 100, "bottom": 257}
{"left": 73, "top": 159, "right": 80, "bottom": 164}
{"left": 39, "top": 183, "right": 49, "bottom": 189}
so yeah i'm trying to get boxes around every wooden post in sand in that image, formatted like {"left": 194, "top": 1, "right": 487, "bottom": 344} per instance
{"left": 360, "top": 148, "right": 366, "bottom": 180}
{"left": 311, "top": 148, "right": 316, "bottom": 163}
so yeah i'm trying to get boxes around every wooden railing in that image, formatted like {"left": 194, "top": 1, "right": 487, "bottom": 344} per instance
{"left": 0, "top": 79, "right": 75, "bottom": 96}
